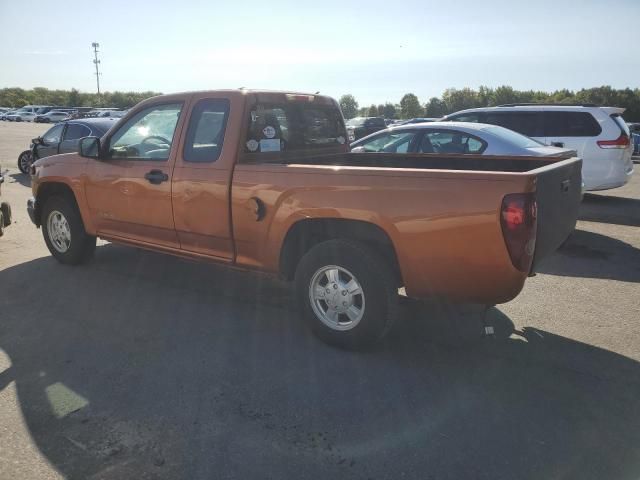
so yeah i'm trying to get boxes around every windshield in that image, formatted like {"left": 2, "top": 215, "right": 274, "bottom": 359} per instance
{"left": 482, "top": 125, "right": 544, "bottom": 148}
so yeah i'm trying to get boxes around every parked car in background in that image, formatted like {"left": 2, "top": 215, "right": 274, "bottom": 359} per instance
{"left": 17, "top": 118, "right": 117, "bottom": 174}
{"left": 628, "top": 122, "right": 640, "bottom": 155}
{"left": 96, "top": 109, "right": 127, "bottom": 118}
{"left": 351, "top": 122, "right": 576, "bottom": 158}
{"left": 345, "top": 117, "right": 387, "bottom": 141}
{"left": 442, "top": 104, "right": 634, "bottom": 190}
{"left": 0, "top": 110, "right": 16, "bottom": 121}
{"left": 34, "top": 110, "right": 72, "bottom": 123}
{"left": 7, "top": 110, "right": 38, "bottom": 122}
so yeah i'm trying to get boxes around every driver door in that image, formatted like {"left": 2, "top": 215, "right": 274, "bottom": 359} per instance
{"left": 84, "top": 100, "right": 189, "bottom": 247}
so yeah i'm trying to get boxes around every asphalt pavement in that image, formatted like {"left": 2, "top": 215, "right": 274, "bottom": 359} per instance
{"left": 0, "top": 122, "right": 639, "bottom": 479}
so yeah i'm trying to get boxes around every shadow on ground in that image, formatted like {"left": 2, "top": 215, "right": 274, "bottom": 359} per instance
{"left": 8, "top": 172, "right": 31, "bottom": 187}
{"left": 579, "top": 193, "right": 640, "bottom": 227}
{"left": 1, "top": 245, "right": 639, "bottom": 479}
{"left": 536, "top": 228, "right": 640, "bottom": 283}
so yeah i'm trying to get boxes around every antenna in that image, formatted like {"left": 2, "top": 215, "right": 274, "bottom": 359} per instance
{"left": 91, "top": 42, "right": 101, "bottom": 96}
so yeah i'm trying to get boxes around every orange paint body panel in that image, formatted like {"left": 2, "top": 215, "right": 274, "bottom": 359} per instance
{"left": 30, "top": 89, "right": 581, "bottom": 306}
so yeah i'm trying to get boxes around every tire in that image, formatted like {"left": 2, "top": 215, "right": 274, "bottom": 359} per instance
{"left": 0, "top": 211, "right": 4, "bottom": 237}
{"left": 294, "top": 239, "right": 398, "bottom": 350}
{"left": 17, "top": 151, "right": 32, "bottom": 174}
{"left": 1, "top": 202, "right": 11, "bottom": 226}
{"left": 41, "top": 195, "right": 96, "bottom": 265}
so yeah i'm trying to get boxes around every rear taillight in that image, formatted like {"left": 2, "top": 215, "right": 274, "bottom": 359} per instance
{"left": 500, "top": 193, "right": 537, "bottom": 272}
{"left": 597, "top": 133, "right": 630, "bottom": 149}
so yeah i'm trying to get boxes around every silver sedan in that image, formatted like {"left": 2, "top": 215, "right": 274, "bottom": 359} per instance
{"left": 350, "top": 121, "right": 575, "bottom": 157}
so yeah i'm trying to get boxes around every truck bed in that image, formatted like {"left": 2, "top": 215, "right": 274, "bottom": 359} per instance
{"left": 250, "top": 151, "right": 575, "bottom": 173}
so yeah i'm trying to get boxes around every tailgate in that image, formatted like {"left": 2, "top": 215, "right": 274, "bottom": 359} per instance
{"left": 531, "top": 157, "right": 582, "bottom": 270}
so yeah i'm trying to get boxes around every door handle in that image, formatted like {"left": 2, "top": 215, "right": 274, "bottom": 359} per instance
{"left": 144, "top": 169, "right": 169, "bottom": 184}
{"left": 551, "top": 141, "right": 564, "bottom": 148}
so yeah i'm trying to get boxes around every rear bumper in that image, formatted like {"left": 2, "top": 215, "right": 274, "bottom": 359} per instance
{"left": 27, "top": 196, "right": 37, "bottom": 226}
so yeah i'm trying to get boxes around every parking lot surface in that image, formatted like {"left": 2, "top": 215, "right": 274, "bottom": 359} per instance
{"left": 1, "top": 122, "right": 639, "bottom": 479}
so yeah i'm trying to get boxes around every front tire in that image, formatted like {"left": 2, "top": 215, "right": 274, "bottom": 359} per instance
{"left": 295, "top": 239, "right": 398, "bottom": 350}
{"left": 17, "top": 150, "right": 32, "bottom": 174}
{"left": 41, "top": 195, "right": 96, "bottom": 265}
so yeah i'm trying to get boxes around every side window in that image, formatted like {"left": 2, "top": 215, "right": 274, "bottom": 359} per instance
{"left": 183, "top": 98, "right": 230, "bottom": 163}
{"left": 422, "top": 130, "right": 486, "bottom": 154}
{"left": 109, "top": 103, "right": 183, "bottom": 161}
{"left": 42, "top": 124, "right": 64, "bottom": 144}
{"left": 63, "top": 124, "right": 91, "bottom": 141}
{"left": 485, "top": 112, "right": 543, "bottom": 137}
{"left": 544, "top": 112, "right": 602, "bottom": 137}
{"left": 359, "top": 131, "right": 416, "bottom": 153}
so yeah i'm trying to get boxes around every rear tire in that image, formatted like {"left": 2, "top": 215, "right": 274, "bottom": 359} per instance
{"left": 1, "top": 202, "right": 11, "bottom": 226}
{"left": 17, "top": 151, "right": 32, "bottom": 174}
{"left": 41, "top": 195, "right": 96, "bottom": 265}
{"left": 0, "top": 211, "right": 4, "bottom": 237}
{"left": 294, "top": 239, "right": 398, "bottom": 350}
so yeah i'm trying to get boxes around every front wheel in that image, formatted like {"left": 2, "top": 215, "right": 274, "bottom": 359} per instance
{"left": 294, "top": 239, "right": 398, "bottom": 350}
{"left": 17, "top": 150, "right": 32, "bottom": 174}
{"left": 41, "top": 195, "right": 96, "bottom": 265}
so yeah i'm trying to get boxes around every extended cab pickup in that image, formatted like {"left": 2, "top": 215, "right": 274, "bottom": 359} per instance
{"left": 28, "top": 90, "right": 582, "bottom": 349}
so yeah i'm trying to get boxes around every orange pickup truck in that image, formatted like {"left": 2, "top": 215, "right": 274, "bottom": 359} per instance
{"left": 27, "top": 90, "right": 582, "bottom": 348}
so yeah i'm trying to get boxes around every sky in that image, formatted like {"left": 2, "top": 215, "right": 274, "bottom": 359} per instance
{"left": 0, "top": 0, "right": 639, "bottom": 106}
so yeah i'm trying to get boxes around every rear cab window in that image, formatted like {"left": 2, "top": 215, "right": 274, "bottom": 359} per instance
{"left": 242, "top": 94, "right": 347, "bottom": 159}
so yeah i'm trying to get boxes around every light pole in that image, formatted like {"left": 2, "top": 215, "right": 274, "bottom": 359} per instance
{"left": 91, "top": 42, "right": 101, "bottom": 96}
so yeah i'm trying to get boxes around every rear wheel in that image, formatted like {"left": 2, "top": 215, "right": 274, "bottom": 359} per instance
{"left": 294, "top": 239, "right": 398, "bottom": 350}
{"left": 0, "top": 211, "right": 4, "bottom": 237}
{"left": 41, "top": 195, "right": 96, "bottom": 265}
{"left": 17, "top": 150, "right": 32, "bottom": 174}
{"left": 0, "top": 202, "right": 11, "bottom": 226}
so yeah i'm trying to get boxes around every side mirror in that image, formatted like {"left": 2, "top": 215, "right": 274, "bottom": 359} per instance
{"left": 32, "top": 137, "right": 42, "bottom": 145}
{"left": 78, "top": 136, "right": 101, "bottom": 159}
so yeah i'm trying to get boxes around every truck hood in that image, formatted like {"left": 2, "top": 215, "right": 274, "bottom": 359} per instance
{"left": 33, "top": 153, "right": 84, "bottom": 168}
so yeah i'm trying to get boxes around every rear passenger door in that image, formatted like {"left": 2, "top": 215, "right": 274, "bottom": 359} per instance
{"left": 171, "top": 94, "right": 235, "bottom": 260}
{"left": 59, "top": 123, "right": 91, "bottom": 154}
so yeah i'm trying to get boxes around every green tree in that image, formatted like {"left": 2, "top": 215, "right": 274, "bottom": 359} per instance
{"left": 424, "top": 97, "right": 447, "bottom": 117}
{"left": 399, "top": 93, "right": 422, "bottom": 119}
{"left": 338, "top": 94, "right": 358, "bottom": 119}
{"left": 367, "top": 104, "right": 378, "bottom": 116}
{"left": 382, "top": 103, "right": 397, "bottom": 119}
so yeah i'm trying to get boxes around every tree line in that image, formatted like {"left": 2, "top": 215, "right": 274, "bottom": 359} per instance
{"left": 0, "top": 87, "right": 160, "bottom": 109}
{"left": 340, "top": 86, "right": 640, "bottom": 121}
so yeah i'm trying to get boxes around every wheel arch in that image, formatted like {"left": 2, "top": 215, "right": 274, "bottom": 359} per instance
{"left": 34, "top": 182, "right": 80, "bottom": 228}
{"left": 279, "top": 218, "right": 403, "bottom": 286}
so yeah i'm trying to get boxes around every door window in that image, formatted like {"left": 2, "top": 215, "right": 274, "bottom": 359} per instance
{"left": 358, "top": 131, "right": 417, "bottom": 153}
{"left": 63, "top": 123, "right": 91, "bottom": 141}
{"left": 108, "top": 103, "right": 183, "bottom": 160}
{"left": 42, "top": 124, "right": 64, "bottom": 144}
{"left": 183, "top": 99, "right": 230, "bottom": 163}
{"left": 421, "top": 130, "right": 487, "bottom": 154}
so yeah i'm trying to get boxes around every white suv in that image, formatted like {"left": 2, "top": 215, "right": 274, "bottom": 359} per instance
{"left": 443, "top": 104, "right": 634, "bottom": 191}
